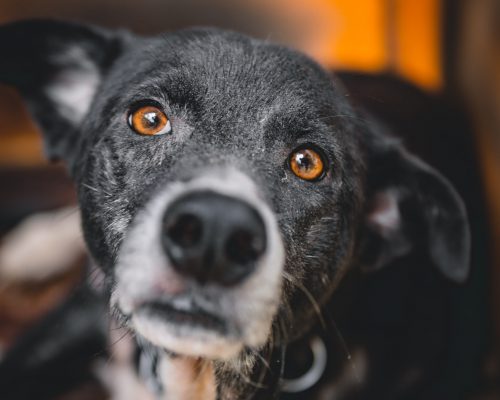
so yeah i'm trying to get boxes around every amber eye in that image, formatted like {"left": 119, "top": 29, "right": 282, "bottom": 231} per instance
{"left": 289, "top": 146, "right": 326, "bottom": 181}
{"left": 128, "top": 105, "right": 171, "bottom": 136}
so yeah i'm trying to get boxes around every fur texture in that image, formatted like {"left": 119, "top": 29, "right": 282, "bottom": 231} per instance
{"left": 0, "top": 19, "right": 470, "bottom": 399}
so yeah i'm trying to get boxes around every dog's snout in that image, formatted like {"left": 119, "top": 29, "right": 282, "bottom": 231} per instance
{"left": 162, "top": 191, "right": 267, "bottom": 285}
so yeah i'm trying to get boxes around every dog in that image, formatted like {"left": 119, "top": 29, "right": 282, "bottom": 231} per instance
{"left": 0, "top": 19, "right": 470, "bottom": 399}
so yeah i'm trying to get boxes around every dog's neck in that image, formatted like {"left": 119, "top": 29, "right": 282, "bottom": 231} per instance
{"left": 132, "top": 325, "right": 365, "bottom": 400}
{"left": 130, "top": 316, "right": 341, "bottom": 399}
{"left": 157, "top": 356, "right": 217, "bottom": 400}
{"left": 133, "top": 337, "right": 325, "bottom": 400}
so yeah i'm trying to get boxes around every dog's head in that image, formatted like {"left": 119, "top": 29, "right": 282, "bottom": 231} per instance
{"left": 0, "top": 20, "right": 470, "bottom": 365}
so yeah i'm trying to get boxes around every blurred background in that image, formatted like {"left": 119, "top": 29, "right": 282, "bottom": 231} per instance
{"left": 0, "top": 0, "right": 498, "bottom": 399}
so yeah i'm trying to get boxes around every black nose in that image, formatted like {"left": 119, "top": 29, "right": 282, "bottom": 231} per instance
{"left": 161, "top": 191, "right": 267, "bottom": 286}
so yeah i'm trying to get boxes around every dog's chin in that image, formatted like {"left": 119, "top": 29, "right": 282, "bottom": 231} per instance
{"left": 131, "top": 303, "right": 244, "bottom": 360}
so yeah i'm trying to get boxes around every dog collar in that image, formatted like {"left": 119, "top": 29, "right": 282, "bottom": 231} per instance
{"left": 281, "top": 335, "right": 328, "bottom": 393}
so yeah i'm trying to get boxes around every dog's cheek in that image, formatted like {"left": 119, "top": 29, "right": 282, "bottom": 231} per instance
{"left": 76, "top": 127, "right": 185, "bottom": 271}
{"left": 77, "top": 142, "right": 134, "bottom": 270}
{"left": 281, "top": 207, "right": 358, "bottom": 333}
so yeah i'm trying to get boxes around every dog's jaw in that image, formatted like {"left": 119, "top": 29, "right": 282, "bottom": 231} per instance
{"left": 112, "top": 169, "right": 285, "bottom": 362}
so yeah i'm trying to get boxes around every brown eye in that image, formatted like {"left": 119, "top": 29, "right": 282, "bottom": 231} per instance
{"left": 128, "top": 105, "right": 171, "bottom": 136}
{"left": 289, "top": 147, "right": 326, "bottom": 181}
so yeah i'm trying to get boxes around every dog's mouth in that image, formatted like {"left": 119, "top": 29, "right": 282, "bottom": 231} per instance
{"left": 130, "top": 298, "right": 244, "bottom": 359}
{"left": 137, "top": 300, "right": 228, "bottom": 334}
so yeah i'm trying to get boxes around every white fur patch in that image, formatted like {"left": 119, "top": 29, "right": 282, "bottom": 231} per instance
{"left": 367, "top": 190, "right": 400, "bottom": 235}
{"left": 46, "top": 47, "right": 101, "bottom": 124}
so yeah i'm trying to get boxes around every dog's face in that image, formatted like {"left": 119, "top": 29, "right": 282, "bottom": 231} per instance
{"left": 0, "top": 19, "right": 470, "bottom": 373}
{"left": 78, "top": 28, "right": 366, "bottom": 359}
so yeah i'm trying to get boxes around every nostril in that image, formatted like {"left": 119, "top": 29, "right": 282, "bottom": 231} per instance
{"left": 225, "top": 229, "right": 266, "bottom": 265}
{"left": 166, "top": 213, "right": 203, "bottom": 248}
{"left": 161, "top": 191, "right": 268, "bottom": 286}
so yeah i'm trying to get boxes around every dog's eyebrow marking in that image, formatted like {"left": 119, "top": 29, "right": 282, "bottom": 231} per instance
{"left": 102, "top": 78, "right": 200, "bottom": 124}
{"left": 129, "top": 81, "right": 167, "bottom": 100}
{"left": 261, "top": 108, "right": 320, "bottom": 145}
{"left": 102, "top": 85, "right": 166, "bottom": 116}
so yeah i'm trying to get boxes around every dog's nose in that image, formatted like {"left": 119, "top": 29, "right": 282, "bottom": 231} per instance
{"left": 161, "top": 191, "right": 267, "bottom": 286}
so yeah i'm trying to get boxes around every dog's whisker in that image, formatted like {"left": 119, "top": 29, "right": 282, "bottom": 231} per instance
{"left": 103, "top": 328, "right": 134, "bottom": 368}
{"left": 87, "top": 267, "right": 104, "bottom": 287}
{"left": 280, "top": 302, "right": 294, "bottom": 331}
{"left": 326, "top": 313, "right": 362, "bottom": 384}
{"left": 278, "top": 315, "right": 289, "bottom": 348}
{"left": 109, "top": 328, "right": 132, "bottom": 347}
{"left": 236, "top": 369, "right": 269, "bottom": 390}
{"left": 253, "top": 349, "right": 272, "bottom": 373}
{"left": 109, "top": 323, "right": 130, "bottom": 331}
{"left": 264, "top": 32, "right": 274, "bottom": 44}
{"left": 317, "top": 113, "right": 369, "bottom": 124}
{"left": 82, "top": 182, "right": 113, "bottom": 197}
{"left": 278, "top": 335, "right": 288, "bottom": 383}
{"left": 255, "top": 344, "right": 280, "bottom": 389}
{"left": 56, "top": 206, "right": 81, "bottom": 220}
{"left": 271, "top": 315, "right": 284, "bottom": 347}
{"left": 276, "top": 315, "right": 289, "bottom": 388}
{"left": 304, "top": 254, "right": 320, "bottom": 259}
{"left": 193, "top": 359, "right": 214, "bottom": 387}
{"left": 282, "top": 271, "right": 326, "bottom": 329}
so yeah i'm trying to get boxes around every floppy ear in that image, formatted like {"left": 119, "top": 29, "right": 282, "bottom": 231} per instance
{"left": 359, "top": 133, "right": 471, "bottom": 283}
{"left": 0, "top": 19, "right": 125, "bottom": 166}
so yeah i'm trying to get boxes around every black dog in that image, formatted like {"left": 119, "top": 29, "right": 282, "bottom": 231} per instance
{"left": 0, "top": 20, "right": 470, "bottom": 399}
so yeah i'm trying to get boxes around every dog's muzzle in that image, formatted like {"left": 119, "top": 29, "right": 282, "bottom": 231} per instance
{"left": 162, "top": 191, "right": 267, "bottom": 286}
{"left": 113, "top": 169, "right": 284, "bottom": 359}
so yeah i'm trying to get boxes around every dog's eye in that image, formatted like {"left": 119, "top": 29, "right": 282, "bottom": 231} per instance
{"left": 289, "top": 146, "right": 326, "bottom": 181}
{"left": 128, "top": 105, "right": 171, "bottom": 136}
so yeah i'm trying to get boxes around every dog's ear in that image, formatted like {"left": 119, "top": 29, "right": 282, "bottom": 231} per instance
{"left": 0, "top": 19, "right": 125, "bottom": 166}
{"left": 359, "top": 132, "right": 471, "bottom": 283}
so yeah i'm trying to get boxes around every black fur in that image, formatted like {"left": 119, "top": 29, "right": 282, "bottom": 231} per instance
{"left": 0, "top": 19, "right": 471, "bottom": 399}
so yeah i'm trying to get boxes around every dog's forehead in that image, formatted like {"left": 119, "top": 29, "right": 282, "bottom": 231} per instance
{"left": 112, "top": 28, "right": 339, "bottom": 117}
{"left": 84, "top": 28, "right": 355, "bottom": 184}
